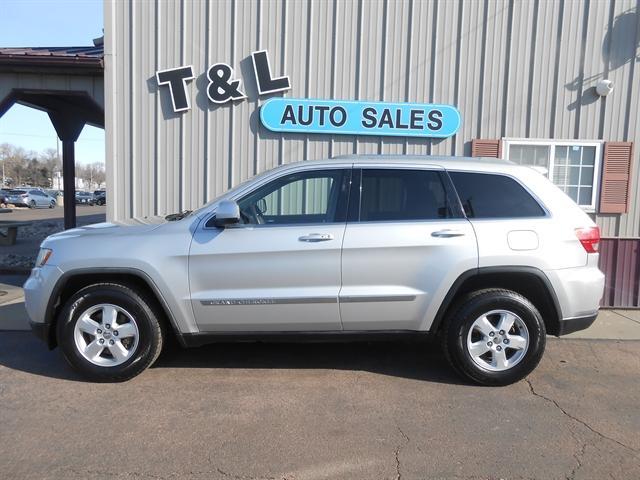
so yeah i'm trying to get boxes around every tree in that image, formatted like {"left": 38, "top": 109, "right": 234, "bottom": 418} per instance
{"left": 0, "top": 143, "right": 104, "bottom": 189}
{"left": 76, "top": 161, "right": 106, "bottom": 190}
{"left": 2, "top": 144, "right": 29, "bottom": 186}
{"left": 39, "top": 148, "right": 62, "bottom": 187}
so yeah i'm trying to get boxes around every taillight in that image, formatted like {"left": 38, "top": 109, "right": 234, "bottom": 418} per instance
{"left": 575, "top": 226, "right": 600, "bottom": 253}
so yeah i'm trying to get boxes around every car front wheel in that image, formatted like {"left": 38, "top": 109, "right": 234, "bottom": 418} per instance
{"left": 443, "top": 289, "right": 546, "bottom": 386}
{"left": 57, "top": 283, "right": 164, "bottom": 382}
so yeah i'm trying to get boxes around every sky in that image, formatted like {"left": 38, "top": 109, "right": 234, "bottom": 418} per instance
{"left": 0, "top": 0, "right": 104, "bottom": 165}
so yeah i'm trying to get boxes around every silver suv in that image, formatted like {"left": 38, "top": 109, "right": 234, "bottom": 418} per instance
{"left": 7, "top": 188, "right": 56, "bottom": 208}
{"left": 24, "top": 156, "right": 604, "bottom": 385}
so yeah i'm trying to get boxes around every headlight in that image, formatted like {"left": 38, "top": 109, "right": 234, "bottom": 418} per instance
{"left": 35, "top": 248, "right": 53, "bottom": 267}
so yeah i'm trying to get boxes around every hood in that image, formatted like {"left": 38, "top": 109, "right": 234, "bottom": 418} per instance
{"left": 44, "top": 216, "right": 167, "bottom": 242}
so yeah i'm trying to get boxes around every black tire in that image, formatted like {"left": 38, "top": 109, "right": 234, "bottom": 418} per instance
{"left": 56, "top": 283, "right": 164, "bottom": 382}
{"left": 443, "top": 289, "right": 546, "bottom": 386}
{"left": 49, "top": 201, "right": 55, "bottom": 209}
{"left": 29, "top": 200, "right": 36, "bottom": 209}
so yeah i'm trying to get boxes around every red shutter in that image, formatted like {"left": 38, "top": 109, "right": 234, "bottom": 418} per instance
{"left": 599, "top": 142, "right": 634, "bottom": 214}
{"left": 471, "top": 139, "right": 502, "bottom": 158}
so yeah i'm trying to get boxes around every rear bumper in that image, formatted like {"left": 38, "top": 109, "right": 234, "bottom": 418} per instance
{"left": 545, "top": 259, "right": 605, "bottom": 320}
{"left": 557, "top": 312, "right": 599, "bottom": 336}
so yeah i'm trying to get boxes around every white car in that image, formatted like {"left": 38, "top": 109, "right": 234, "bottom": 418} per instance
{"left": 24, "top": 155, "right": 604, "bottom": 385}
{"left": 7, "top": 188, "right": 56, "bottom": 208}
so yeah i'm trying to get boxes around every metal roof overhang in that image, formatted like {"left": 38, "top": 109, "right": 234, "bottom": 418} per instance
{"left": 0, "top": 88, "right": 104, "bottom": 129}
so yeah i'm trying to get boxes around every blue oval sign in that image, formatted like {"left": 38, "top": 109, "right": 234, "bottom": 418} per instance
{"left": 260, "top": 98, "right": 460, "bottom": 138}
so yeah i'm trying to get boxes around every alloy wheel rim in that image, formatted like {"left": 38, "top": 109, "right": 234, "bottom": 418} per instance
{"left": 466, "top": 309, "right": 529, "bottom": 372}
{"left": 73, "top": 303, "right": 140, "bottom": 367}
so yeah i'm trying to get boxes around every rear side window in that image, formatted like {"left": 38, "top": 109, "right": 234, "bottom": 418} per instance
{"left": 357, "top": 169, "right": 454, "bottom": 221}
{"left": 449, "top": 172, "right": 546, "bottom": 218}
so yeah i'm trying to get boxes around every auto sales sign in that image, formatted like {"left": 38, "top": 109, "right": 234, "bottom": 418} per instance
{"left": 156, "top": 50, "right": 460, "bottom": 138}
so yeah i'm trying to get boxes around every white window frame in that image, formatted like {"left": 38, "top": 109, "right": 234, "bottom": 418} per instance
{"left": 502, "top": 138, "right": 603, "bottom": 212}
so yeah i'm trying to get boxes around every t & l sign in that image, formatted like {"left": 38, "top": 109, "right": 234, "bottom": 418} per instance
{"left": 156, "top": 50, "right": 290, "bottom": 112}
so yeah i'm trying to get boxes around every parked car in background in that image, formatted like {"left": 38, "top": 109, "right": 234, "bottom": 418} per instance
{"left": 75, "top": 191, "right": 96, "bottom": 205}
{"left": 94, "top": 190, "right": 106, "bottom": 206}
{"left": 25, "top": 156, "right": 604, "bottom": 384}
{"left": 45, "top": 190, "right": 62, "bottom": 200}
{"left": 7, "top": 188, "right": 56, "bottom": 208}
{"left": 0, "top": 188, "right": 11, "bottom": 207}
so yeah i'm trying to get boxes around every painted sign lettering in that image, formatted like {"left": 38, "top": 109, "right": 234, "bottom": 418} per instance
{"left": 156, "top": 50, "right": 290, "bottom": 112}
{"left": 260, "top": 98, "right": 461, "bottom": 138}
{"left": 155, "top": 66, "right": 195, "bottom": 112}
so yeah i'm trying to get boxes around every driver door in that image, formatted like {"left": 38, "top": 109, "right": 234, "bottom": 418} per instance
{"left": 189, "top": 167, "right": 351, "bottom": 332}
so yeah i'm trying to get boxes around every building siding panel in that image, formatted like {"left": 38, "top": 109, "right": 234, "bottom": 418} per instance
{"left": 600, "top": 238, "right": 640, "bottom": 308}
{"left": 105, "top": 0, "right": 640, "bottom": 239}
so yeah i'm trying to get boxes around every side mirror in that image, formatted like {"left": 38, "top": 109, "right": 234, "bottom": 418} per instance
{"left": 213, "top": 200, "right": 241, "bottom": 227}
{"left": 256, "top": 198, "right": 267, "bottom": 215}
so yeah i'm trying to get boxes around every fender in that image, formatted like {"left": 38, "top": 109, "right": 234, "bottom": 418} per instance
{"left": 429, "top": 266, "right": 563, "bottom": 335}
{"left": 44, "top": 267, "right": 186, "bottom": 348}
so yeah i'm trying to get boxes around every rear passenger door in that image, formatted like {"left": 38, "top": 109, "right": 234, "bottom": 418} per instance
{"left": 448, "top": 171, "right": 564, "bottom": 269}
{"left": 30, "top": 190, "right": 45, "bottom": 207}
{"left": 339, "top": 167, "right": 478, "bottom": 331}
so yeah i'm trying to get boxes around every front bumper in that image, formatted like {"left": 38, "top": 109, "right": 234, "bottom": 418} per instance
{"left": 557, "top": 312, "right": 599, "bottom": 336}
{"left": 29, "top": 320, "right": 54, "bottom": 348}
{"left": 24, "top": 265, "right": 64, "bottom": 348}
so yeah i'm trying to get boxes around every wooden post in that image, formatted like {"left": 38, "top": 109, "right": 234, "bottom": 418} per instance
{"left": 48, "top": 111, "right": 85, "bottom": 230}
{"left": 62, "top": 140, "right": 76, "bottom": 230}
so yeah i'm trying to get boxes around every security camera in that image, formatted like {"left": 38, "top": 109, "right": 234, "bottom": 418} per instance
{"left": 596, "top": 79, "right": 614, "bottom": 96}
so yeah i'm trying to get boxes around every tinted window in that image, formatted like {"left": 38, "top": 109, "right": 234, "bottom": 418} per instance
{"left": 358, "top": 169, "right": 453, "bottom": 222}
{"left": 237, "top": 169, "right": 348, "bottom": 225}
{"left": 449, "top": 172, "right": 545, "bottom": 218}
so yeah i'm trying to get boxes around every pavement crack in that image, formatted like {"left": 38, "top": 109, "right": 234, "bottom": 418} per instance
{"left": 612, "top": 310, "right": 640, "bottom": 325}
{"left": 525, "top": 377, "right": 638, "bottom": 454}
{"left": 215, "top": 467, "right": 278, "bottom": 480}
{"left": 394, "top": 426, "right": 410, "bottom": 480}
{"left": 566, "top": 437, "right": 588, "bottom": 480}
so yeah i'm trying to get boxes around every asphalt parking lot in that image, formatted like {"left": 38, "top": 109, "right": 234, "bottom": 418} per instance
{"left": 1, "top": 204, "right": 106, "bottom": 222}
{"left": 0, "top": 334, "right": 638, "bottom": 480}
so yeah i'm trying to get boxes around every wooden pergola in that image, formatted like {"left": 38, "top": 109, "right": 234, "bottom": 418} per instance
{"left": 0, "top": 42, "right": 104, "bottom": 229}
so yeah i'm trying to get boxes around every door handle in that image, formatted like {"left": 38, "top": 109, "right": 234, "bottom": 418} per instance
{"left": 299, "top": 233, "right": 334, "bottom": 242}
{"left": 431, "top": 229, "right": 465, "bottom": 238}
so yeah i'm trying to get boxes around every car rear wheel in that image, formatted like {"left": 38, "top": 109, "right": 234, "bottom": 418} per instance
{"left": 443, "top": 289, "right": 546, "bottom": 386}
{"left": 57, "top": 283, "right": 164, "bottom": 382}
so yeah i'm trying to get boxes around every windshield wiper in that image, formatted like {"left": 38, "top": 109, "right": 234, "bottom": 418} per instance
{"left": 165, "top": 210, "right": 192, "bottom": 221}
